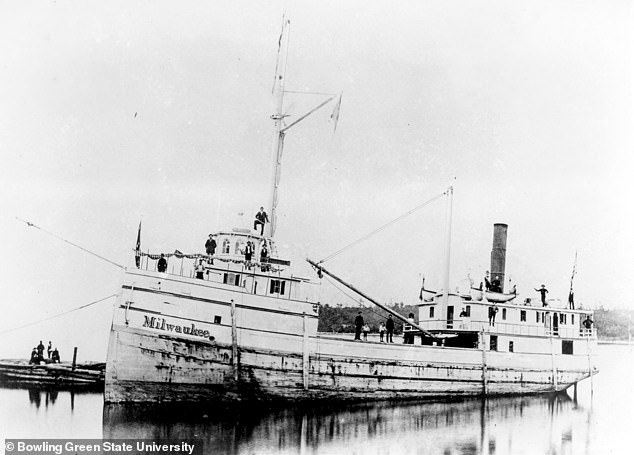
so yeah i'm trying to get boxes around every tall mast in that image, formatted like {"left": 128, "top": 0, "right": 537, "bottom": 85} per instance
{"left": 442, "top": 186, "right": 454, "bottom": 305}
{"left": 267, "top": 17, "right": 290, "bottom": 239}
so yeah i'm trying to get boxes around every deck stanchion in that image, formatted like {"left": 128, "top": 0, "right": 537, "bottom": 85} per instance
{"left": 72, "top": 347, "right": 78, "bottom": 371}
{"left": 587, "top": 337, "right": 594, "bottom": 396}
{"left": 302, "top": 313, "right": 309, "bottom": 390}
{"left": 231, "top": 299, "right": 238, "bottom": 381}
{"left": 480, "top": 329, "right": 488, "bottom": 396}
{"left": 550, "top": 333, "right": 558, "bottom": 390}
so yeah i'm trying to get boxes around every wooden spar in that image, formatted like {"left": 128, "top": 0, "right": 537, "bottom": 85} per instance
{"left": 280, "top": 95, "right": 336, "bottom": 133}
{"left": 307, "top": 258, "right": 439, "bottom": 340}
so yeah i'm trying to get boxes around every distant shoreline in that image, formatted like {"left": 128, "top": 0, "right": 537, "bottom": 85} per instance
{"left": 598, "top": 339, "right": 632, "bottom": 345}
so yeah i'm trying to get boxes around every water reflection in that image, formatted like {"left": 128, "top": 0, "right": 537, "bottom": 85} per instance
{"left": 103, "top": 394, "right": 591, "bottom": 455}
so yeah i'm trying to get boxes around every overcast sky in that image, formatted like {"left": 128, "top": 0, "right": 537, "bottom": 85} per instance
{"left": 0, "top": 0, "right": 631, "bottom": 360}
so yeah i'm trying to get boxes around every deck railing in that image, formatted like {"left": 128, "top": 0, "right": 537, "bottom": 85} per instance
{"left": 416, "top": 319, "right": 595, "bottom": 338}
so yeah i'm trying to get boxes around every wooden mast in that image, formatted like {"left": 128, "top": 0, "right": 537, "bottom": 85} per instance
{"left": 267, "top": 16, "right": 290, "bottom": 239}
{"left": 266, "top": 17, "right": 340, "bottom": 240}
{"left": 442, "top": 186, "right": 454, "bottom": 305}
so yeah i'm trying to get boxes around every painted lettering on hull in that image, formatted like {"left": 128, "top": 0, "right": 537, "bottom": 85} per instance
{"left": 143, "top": 315, "right": 213, "bottom": 340}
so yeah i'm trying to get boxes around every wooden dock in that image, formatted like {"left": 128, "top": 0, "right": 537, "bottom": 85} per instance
{"left": 0, "top": 359, "right": 105, "bottom": 388}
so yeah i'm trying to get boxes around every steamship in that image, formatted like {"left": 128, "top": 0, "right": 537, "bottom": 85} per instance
{"left": 104, "top": 21, "right": 598, "bottom": 403}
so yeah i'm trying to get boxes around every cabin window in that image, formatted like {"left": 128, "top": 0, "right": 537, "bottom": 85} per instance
{"left": 269, "top": 279, "right": 286, "bottom": 295}
{"left": 520, "top": 310, "right": 527, "bottom": 322}
{"left": 234, "top": 241, "right": 242, "bottom": 254}
{"left": 509, "top": 341, "right": 514, "bottom": 352}
{"left": 490, "top": 335, "right": 498, "bottom": 351}
{"left": 571, "top": 314, "right": 575, "bottom": 325}
{"left": 223, "top": 273, "right": 241, "bottom": 286}
{"left": 562, "top": 340, "right": 573, "bottom": 355}
{"left": 213, "top": 316, "right": 222, "bottom": 324}
{"left": 222, "top": 239, "right": 231, "bottom": 254}
{"left": 465, "top": 305, "right": 471, "bottom": 317}
{"left": 429, "top": 307, "right": 435, "bottom": 318}
{"left": 560, "top": 313, "right": 566, "bottom": 324}
{"left": 536, "top": 311, "right": 540, "bottom": 323}
{"left": 502, "top": 308, "right": 507, "bottom": 320}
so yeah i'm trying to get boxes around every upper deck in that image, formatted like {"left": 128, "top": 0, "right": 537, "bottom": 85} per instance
{"left": 417, "top": 294, "right": 596, "bottom": 340}
{"left": 135, "top": 229, "right": 315, "bottom": 302}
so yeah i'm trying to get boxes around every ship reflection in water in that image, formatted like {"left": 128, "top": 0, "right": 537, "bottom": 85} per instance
{"left": 103, "top": 394, "right": 591, "bottom": 455}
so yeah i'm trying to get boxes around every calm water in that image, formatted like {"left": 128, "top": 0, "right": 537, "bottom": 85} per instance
{"left": 1, "top": 344, "right": 632, "bottom": 455}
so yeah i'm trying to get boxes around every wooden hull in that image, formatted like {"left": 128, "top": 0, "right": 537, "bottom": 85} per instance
{"left": 0, "top": 360, "right": 104, "bottom": 387}
{"left": 104, "top": 270, "right": 595, "bottom": 403}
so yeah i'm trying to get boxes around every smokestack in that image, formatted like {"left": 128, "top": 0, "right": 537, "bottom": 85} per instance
{"left": 490, "top": 223, "right": 508, "bottom": 293}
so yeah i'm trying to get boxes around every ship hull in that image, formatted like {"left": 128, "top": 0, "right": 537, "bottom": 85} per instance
{"left": 104, "top": 270, "right": 596, "bottom": 403}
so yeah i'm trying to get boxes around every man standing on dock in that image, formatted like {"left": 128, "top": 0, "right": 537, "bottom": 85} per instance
{"left": 535, "top": 284, "right": 549, "bottom": 306}
{"left": 36, "top": 341, "right": 45, "bottom": 361}
{"left": 354, "top": 311, "right": 364, "bottom": 341}
{"left": 386, "top": 315, "right": 395, "bottom": 343}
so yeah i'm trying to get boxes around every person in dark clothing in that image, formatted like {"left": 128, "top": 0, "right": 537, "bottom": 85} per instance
{"left": 491, "top": 276, "right": 502, "bottom": 293}
{"left": 51, "top": 348, "right": 60, "bottom": 363}
{"left": 354, "top": 312, "right": 364, "bottom": 341}
{"left": 568, "top": 290, "right": 575, "bottom": 310}
{"left": 37, "top": 340, "right": 45, "bottom": 361}
{"left": 488, "top": 305, "right": 498, "bottom": 326}
{"left": 157, "top": 254, "right": 168, "bottom": 273}
{"left": 205, "top": 234, "right": 217, "bottom": 264}
{"left": 244, "top": 241, "right": 253, "bottom": 267}
{"left": 484, "top": 271, "right": 491, "bottom": 291}
{"left": 47, "top": 341, "right": 52, "bottom": 359}
{"left": 386, "top": 315, "right": 395, "bottom": 343}
{"left": 195, "top": 259, "right": 205, "bottom": 279}
{"left": 582, "top": 315, "right": 594, "bottom": 329}
{"left": 30, "top": 348, "right": 39, "bottom": 364}
{"left": 534, "top": 284, "right": 549, "bottom": 306}
{"left": 254, "top": 207, "right": 269, "bottom": 236}
{"left": 260, "top": 241, "right": 269, "bottom": 271}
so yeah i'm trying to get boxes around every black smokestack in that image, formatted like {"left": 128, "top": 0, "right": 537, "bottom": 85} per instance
{"left": 490, "top": 223, "right": 508, "bottom": 293}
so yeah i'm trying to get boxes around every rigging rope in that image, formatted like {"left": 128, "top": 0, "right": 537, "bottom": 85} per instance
{"left": 318, "top": 190, "right": 448, "bottom": 264}
{"left": 323, "top": 275, "right": 394, "bottom": 322}
{"left": 16, "top": 217, "right": 124, "bottom": 269}
{"left": 0, "top": 294, "right": 118, "bottom": 336}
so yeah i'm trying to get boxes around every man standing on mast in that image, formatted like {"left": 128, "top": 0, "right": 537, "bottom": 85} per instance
{"left": 254, "top": 206, "right": 269, "bottom": 236}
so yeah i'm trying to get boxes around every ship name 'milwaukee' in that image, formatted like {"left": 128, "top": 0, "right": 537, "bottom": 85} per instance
{"left": 143, "top": 315, "right": 211, "bottom": 339}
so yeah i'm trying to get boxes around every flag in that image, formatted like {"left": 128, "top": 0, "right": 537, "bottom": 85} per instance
{"left": 135, "top": 220, "right": 142, "bottom": 268}
{"left": 330, "top": 93, "right": 343, "bottom": 132}
{"left": 570, "top": 250, "right": 577, "bottom": 289}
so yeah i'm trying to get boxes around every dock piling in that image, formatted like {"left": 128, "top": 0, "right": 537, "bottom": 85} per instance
{"left": 72, "top": 347, "right": 78, "bottom": 371}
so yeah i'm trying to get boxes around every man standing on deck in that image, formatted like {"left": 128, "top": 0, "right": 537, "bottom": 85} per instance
{"left": 491, "top": 276, "right": 502, "bottom": 293}
{"left": 254, "top": 207, "right": 269, "bottom": 236}
{"left": 534, "top": 284, "right": 549, "bottom": 306}
{"left": 568, "top": 290, "right": 575, "bottom": 309}
{"left": 354, "top": 311, "right": 364, "bottom": 341}
{"left": 386, "top": 315, "right": 395, "bottom": 343}
{"left": 157, "top": 254, "right": 168, "bottom": 273}
{"left": 205, "top": 234, "right": 217, "bottom": 264}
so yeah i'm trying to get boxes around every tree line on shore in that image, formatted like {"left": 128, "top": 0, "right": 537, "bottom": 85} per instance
{"left": 317, "top": 303, "right": 633, "bottom": 340}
